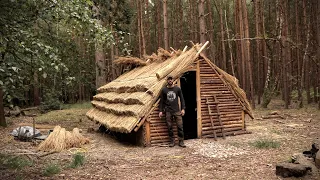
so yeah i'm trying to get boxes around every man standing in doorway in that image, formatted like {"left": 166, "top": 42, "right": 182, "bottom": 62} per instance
{"left": 159, "top": 75, "right": 186, "bottom": 147}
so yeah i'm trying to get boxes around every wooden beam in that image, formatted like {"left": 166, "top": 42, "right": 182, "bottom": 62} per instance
{"left": 242, "top": 110, "right": 245, "bottom": 130}
{"left": 145, "top": 121, "right": 151, "bottom": 146}
{"left": 196, "top": 62, "right": 202, "bottom": 138}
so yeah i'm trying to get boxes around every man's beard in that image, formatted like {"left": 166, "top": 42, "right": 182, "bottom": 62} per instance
{"left": 168, "top": 81, "right": 173, "bottom": 86}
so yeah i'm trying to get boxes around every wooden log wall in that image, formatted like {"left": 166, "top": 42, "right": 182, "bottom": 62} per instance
{"left": 199, "top": 59, "right": 246, "bottom": 138}
{"left": 146, "top": 107, "right": 179, "bottom": 146}
{"left": 144, "top": 59, "right": 247, "bottom": 146}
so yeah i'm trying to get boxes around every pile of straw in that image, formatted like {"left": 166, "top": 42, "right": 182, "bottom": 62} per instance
{"left": 114, "top": 56, "right": 147, "bottom": 66}
{"left": 38, "top": 126, "right": 89, "bottom": 152}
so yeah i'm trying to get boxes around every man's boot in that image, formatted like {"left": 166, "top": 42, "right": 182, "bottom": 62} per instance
{"left": 169, "top": 138, "right": 175, "bottom": 147}
{"left": 179, "top": 140, "right": 186, "bottom": 148}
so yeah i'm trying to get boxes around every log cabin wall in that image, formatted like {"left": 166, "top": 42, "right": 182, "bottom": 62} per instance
{"left": 146, "top": 107, "right": 178, "bottom": 146}
{"left": 144, "top": 59, "right": 246, "bottom": 146}
{"left": 199, "top": 59, "right": 245, "bottom": 138}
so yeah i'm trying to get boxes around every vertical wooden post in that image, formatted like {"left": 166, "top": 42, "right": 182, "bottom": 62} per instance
{"left": 196, "top": 62, "right": 202, "bottom": 138}
{"left": 241, "top": 110, "right": 245, "bottom": 130}
{"left": 145, "top": 120, "right": 151, "bottom": 146}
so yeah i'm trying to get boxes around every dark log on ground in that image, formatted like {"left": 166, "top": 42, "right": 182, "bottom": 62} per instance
{"left": 276, "top": 162, "right": 312, "bottom": 178}
{"left": 291, "top": 153, "right": 318, "bottom": 173}
{"left": 316, "top": 151, "right": 320, "bottom": 169}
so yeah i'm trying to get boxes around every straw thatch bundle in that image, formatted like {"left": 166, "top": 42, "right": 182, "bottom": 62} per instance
{"left": 72, "top": 128, "right": 90, "bottom": 145}
{"left": 143, "top": 53, "right": 160, "bottom": 62}
{"left": 157, "top": 48, "right": 172, "bottom": 60}
{"left": 38, "top": 126, "right": 66, "bottom": 152}
{"left": 114, "top": 56, "right": 147, "bottom": 66}
{"left": 38, "top": 126, "right": 90, "bottom": 152}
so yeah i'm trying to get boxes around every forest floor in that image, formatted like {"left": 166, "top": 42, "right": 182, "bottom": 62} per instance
{"left": 0, "top": 100, "right": 319, "bottom": 180}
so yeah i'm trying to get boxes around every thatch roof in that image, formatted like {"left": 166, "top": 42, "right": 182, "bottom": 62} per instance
{"left": 86, "top": 43, "right": 253, "bottom": 133}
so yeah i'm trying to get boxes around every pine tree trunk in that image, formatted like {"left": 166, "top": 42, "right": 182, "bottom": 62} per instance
{"left": 224, "top": 10, "right": 235, "bottom": 76}
{"left": 163, "top": 0, "right": 169, "bottom": 50}
{"left": 198, "top": 0, "right": 206, "bottom": 53}
{"left": 157, "top": 0, "right": 162, "bottom": 49}
{"left": 94, "top": 5, "right": 106, "bottom": 89}
{"left": 33, "top": 71, "right": 40, "bottom": 106}
{"left": 238, "top": 0, "right": 246, "bottom": 90}
{"left": 254, "top": 0, "right": 261, "bottom": 104}
{"left": 296, "top": 1, "right": 302, "bottom": 108}
{"left": 241, "top": 0, "right": 255, "bottom": 108}
{"left": 0, "top": 87, "right": 6, "bottom": 127}
{"left": 302, "top": 0, "right": 310, "bottom": 104}
{"left": 234, "top": 0, "right": 242, "bottom": 80}
{"left": 218, "top": 1, "right": 226, "bottom": 70}
{"left": 316, "top": 0, "right": 320, "bottom": 109}
{"left": 206, "top": 0, "right": 216, "bottom": 63}
{"left": 280, "top": 0, "right": 290, "bottom": 109}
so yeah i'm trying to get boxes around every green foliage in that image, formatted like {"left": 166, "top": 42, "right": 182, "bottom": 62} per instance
{"left": 40, "top": 90, "right": 61, "bottom": 112}
{"left": 0, "top": 155, "right": 33, "bottom": 170}
{"left": 69, "top": 153, "right": 85, "bottom": 168}
{"left": 43, "top": 163, "right": 61, "bottom": 177}
{"left": 250, "top": 139, "right": 280, "bottom": 149}
{"left": 0, "top": 0, "right": 114, "bottom": 107}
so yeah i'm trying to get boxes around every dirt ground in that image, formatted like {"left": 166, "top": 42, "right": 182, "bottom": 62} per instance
{"left": 0, "top": 101, "right": 319, "bottom": 180}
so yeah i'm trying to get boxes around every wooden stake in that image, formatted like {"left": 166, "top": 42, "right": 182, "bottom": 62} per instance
{"left": 196, "top": 62, "right": 202, "bottom": 138}
{"left": 196, "top": 41, "right": 209, "bottom": 56}
{"left": 182, "top": 46, "right": 188, "bottom": 52}
{"left": 206, "top": 97, "right": 217, "bottom": 140}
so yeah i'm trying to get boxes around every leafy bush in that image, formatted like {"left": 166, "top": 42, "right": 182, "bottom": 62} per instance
{"left": 250, "top": 139, "right": 280, "bottom": 149}
{"left": 43, "top": 163, "right": 61, "bottom": 176}
{"left": 69, "top": 153, "right": 85, "bottom": 168}
{"left": 40, "top": 90, "right": 61, "bottom": 113}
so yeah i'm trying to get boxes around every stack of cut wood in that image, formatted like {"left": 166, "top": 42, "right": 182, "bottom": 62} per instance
{"left": 38, "top": 126, "right": 89, "bottom": 152}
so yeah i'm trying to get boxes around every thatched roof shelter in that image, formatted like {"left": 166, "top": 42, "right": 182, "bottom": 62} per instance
{"left": 86, "top": 43, "right": 253, "bottom": 136}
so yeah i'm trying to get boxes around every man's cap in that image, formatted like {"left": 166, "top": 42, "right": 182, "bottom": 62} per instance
{"left": 167, "top": 75, "right": 173, "bottom": 80}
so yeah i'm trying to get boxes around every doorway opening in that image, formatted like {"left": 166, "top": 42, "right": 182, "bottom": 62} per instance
{"left": 180, "top": 71, "right": 197, "bottom": 139}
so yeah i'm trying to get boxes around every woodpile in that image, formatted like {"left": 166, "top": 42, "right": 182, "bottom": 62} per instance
{"left": 38, "top": 126, "right": 89, "bottom": 152}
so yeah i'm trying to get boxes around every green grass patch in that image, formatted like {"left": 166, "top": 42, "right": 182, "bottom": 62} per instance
{"left": 271, "top": 129, "right": 281, "bottom": 135}
{"left": 0, "top": 155, "right": 33, "bottom": 170}
{"left": 61, "top": 102, "right": 92, "bottom": 109}
{"left": 43, "top": 163, "right": 61, "bottom": 177}
{"left": 35, "top": 108, "right": 89, "bottom": 123}
{"left": 69, "top": 153, "right": 85, "bottom": 168}
{"left": 250, "top": 139, "right": 280, "bottom": 149}
{"left": 228, "top": 142, "right": 241, "bottom": 148}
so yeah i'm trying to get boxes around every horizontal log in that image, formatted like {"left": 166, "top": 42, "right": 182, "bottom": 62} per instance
{"left": 202, "top": 120, "right": 242, "bottom": 126}
{"left": 202, "top": 130, "right": 250, "bottom": 138}
{"left": 150, "top": 127, "right": 177, "bottom": 132}
{"left": 150, "top": 139, "right": 176, "bottom": 145}
{"left": 200, "top": 80, "right": 223, "bottom": 84}
{"left": 201, "top": 110, "right": 242, "bottom": 115}
{"left": 202, "top": 105, "right": 241, "bottom": 110}
{"left": 150, "top": 132, "right": 170, "bottom": 137}
{"left": 201, "top": 115, "right": 241, "bottom": 120}
{"left": 200, "top": 74, "right": 218, "bottom": 77}
{"left": 201, "top": 111, "right": 241, "bottom": 119}
{"left": 151, "top": 135, "right": 178, "bottom": 141}
{"left": 202, "top": 124, "right": 242, "bottom": 131}
{"left": 202, "top": 127, "right": 243, "bottom": 135}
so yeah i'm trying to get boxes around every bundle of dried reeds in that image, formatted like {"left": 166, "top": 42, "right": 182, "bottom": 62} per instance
{"left": 157, "top": 48, "right": 172, "bottom": 60}
{"left": 38, "top": 126, "right": 90, "bottom": 152}
{"left": 72, "top": 128, "right": 90, "bottom": 145}
{"left": 114, "top": 56, "right": 147, "bottom": 66}
{"left": 38, "top": 126, "right": 66, "bottom": 152}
